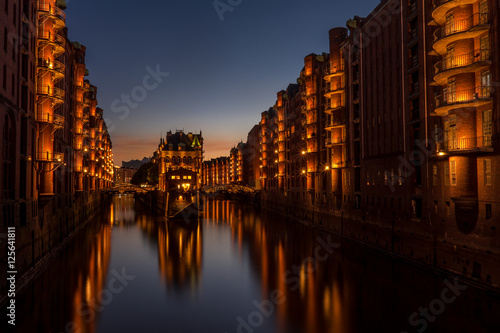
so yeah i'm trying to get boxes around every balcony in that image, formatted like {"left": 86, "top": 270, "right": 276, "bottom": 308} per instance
{"left": 434, "top": 86, "right": 492, "bottom": 115}
{"left": 36, "top": 85, "right": 65, "bottom": 105}
{"left": 324, "top": 82, "right": 345, "bottom": 99}
{"left": 74, "top": 96, "right": 91, "bottom": 106}
{"left": 433, "top": 14, "right": 490, "bottom": 55}
{"left": 37, "top": 58, "right": 65, "bottom": 82}
{"left": 436, "top": 136, "right": 493, "bottom": 154}
{"left": 324, "top": 104, "right": 345, "bottom": 114}
{"left": 325, "top": 137, "right": 346, "bottom": 146}
{"left": 37, "top": 30, "right": 65, "bottom": 57}
{"left": 38, "top": 1, "right": 66, "bottom": 31}
{"left": 36, "top": 151, "right": 64, "bottom": 163}
{"left": 36, "top": 112, "right": 65, "bottom": 128}
{"left": 434, "top": 49, "right": 490, "bottom": 85}
{"left": 432, "top": 0, "right": 478, "bottom": 24}
{"left": 325, "top": 118, "right": 345, "bottom": 130}
{"left": 324, "top": 63, "right": 345, "bottom": 80}
{"left": 331, "top": 161, "right": 346, "bottom": 169}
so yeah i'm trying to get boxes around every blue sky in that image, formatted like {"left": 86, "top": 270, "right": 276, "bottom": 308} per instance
{"left": 64, "top": 0, "right": 378, "bottom": 164}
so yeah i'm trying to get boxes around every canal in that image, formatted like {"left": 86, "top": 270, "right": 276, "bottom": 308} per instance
{"left": 4, "top": 195, "right": 500, "bottom": 333}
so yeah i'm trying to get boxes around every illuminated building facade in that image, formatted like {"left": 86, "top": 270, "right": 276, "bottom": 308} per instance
{"left": 154, "top": 130, "right": 203, "bottom": 192}
{"left": 249, "top": 0, "right": 499, "bottom": 287}
{"left": 0, "top": 0, "right": 114, "bottom": 293}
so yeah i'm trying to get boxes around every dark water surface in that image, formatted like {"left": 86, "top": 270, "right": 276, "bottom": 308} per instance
{"left": 4, "top": 195, "right": 500, "bottom": 333}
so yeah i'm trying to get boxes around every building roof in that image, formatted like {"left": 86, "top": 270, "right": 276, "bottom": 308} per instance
{"left": 159, "top": 130, "right": 203, "bottom": 152}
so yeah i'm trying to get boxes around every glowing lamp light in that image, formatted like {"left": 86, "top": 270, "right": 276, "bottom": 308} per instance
{"left": 325, "top": 166, "right": 330, "bottom": 171}
{"left": 438, "top": 152, "right": 445, "bottom": 156}
{"left": 302, "top": 170, "right": 306, "bottom": 174}
{"left": 302, "top": 151, "right": 306, "bottom": 155}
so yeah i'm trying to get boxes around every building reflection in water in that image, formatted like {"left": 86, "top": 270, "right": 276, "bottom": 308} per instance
{"left": 203, "top": 198, "right": 499, "bottom": 333}
{"left": 157, "top": 221, "right": 202, "bottom": 294}
{"left": 133, "top": 194, "right": 202, "bottom": 295}
{"left": 10, "top": 204, "right": 112, "bottom": 333}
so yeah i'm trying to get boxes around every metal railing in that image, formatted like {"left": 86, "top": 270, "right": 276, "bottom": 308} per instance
{"left": 38, "top": 1, "right": 66, "bottom": 22}
{"left": 324, "top": 63, "right": 345, "bottom": 76}
{"left": 36, "top": 151, "right": 64, "bottom": 162}
{"left": 435, "top": 49, "right": 490, "bottom": 75}
{"left": 437, "top": 136, "right": 492, "bottom": 151}
{"left": 37, "top": 58, "right": 65, "bottom": 74}
{"left": 436, "top": 86, "right": 492, "bottom": 108}
{"left": 325, "top": 82, "right": 345, "bottom": 94}
{"left": 434, "top": 13, "right": 490, "bottom": 42}
{"left": 326, "top": 137, "right": 346, "bottom": 145}
{"left": 37, "top": 30, "right": 65, "bottom": 48}
{"left": 36, "top": 85, "right": 65, "bottom": 100}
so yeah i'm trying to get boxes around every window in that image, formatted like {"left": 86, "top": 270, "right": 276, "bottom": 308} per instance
{"left": 479, "top": 1, "right": 489, "bottom": 24}
{"left": 5, "top": 0, "right": 8, "bottom": 13}
{"left": 384, "top": 171, "right": 388, "bottom": 186}
{"left": 481, "top": 71, "right": 491, "bottom": 98}
{"left": 444, "top": 163, "right": 450, "bottom": 186}
{"left": 486, "top": 204, "right": 492, "bottom": 220}
{"left": 450, "top": 160, "right": 457, "bottom": 186}
{"left": 171, "top": 176, "right": 175, "bottom": 180}
{"left": 3, "top": 27, "right": 7, "bottom": 52}
{"left": 483, "top": 110, "right": 492, "bottom": 146}
{"left": 2, "top": 65, "right": 6, "bottom": 89}
{"left": 446, "top": 202, "right": 451, "bottom": 215}
{"left": 433, "top": 165, "right": 438, "bottom": 186}
{"left": 484, "top": 159, "right": 492, "bottom": 186}
{"left": 398, "top": 168, "right": 402, "bottom": 186}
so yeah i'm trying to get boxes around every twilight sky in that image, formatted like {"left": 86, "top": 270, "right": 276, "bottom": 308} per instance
{"left": 64, "top": 0, "right": 378, "bottom": 164}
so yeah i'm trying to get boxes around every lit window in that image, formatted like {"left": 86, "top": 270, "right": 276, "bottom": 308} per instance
{"left": 171, "top": 176, "right": 175, "bottom": 179}
{"left": 433, "top": 165, "right": 438, "bottom": 186}
{"left": 450, "top": 160, "right": 457, "bottom": 186}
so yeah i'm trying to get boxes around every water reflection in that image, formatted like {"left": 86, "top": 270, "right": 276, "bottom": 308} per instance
{"left": 4, "top": 196, "right": 500, "bottom": 333}
{"left": 204, "top": 199, "right": 500, "bottom": 333}
{"left": 6, "top": 205, "right": 112, "bottom": 333}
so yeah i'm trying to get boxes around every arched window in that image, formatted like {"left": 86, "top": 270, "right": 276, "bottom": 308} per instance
{"left": 187, "top": 157, "right": 193, "bottom": 164}
{"left": 183, "top": 156, "right": 188, "bottom": 164}
{"left": 165, "top": 157, "right": 170, "bottom": 163}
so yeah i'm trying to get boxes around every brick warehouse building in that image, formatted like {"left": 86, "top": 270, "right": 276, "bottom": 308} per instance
{"left": 0, "top": 0, "right": 113, "bottom": 296}
{"left": 238, "top": 0, "right": 499, "bottom": 288}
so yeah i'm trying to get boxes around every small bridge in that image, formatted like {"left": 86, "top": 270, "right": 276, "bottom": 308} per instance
{"left": 201, "top": 184, "right": 257, "bottom": 194}
{"left": 103, "top": 184, "right": 153, "bottom": 194}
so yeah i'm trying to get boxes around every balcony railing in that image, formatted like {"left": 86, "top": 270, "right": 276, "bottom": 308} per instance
{"left": 37, "top": 58, "right": 65, "bottom": 76}
{"left": 435, "top": 49, "right": 490, "bottom": 75}
{"left": 38, "top": 1, "right": 66, "bottom": 22}
{"left": 36, "top": 85, "right": 65, "bottom": 102}
{"left": 36, "top": 112, "right": 64, "bottom": 127}
{"left": 37, "top": 30, "right": 65, "bottom": 49}
{"left": 325, "top": 118, "right": 345, "bottom": 128}
{"left": 324, "top": 63, "right": 345, "bottom": 77}
{"left": 434, "top": 13, "right": 490, "bottom": 42}
{"left": 325, "top": 82, "right": 345, "bottom": 94}
{"left": 36, "top": 151, "right": 64, "bottom": 162}
{"left": 326, "top": 137, "right": 346, "bottom": 145}
{"left": 436, "top": 86, "right": 491, "bottom": 108}
{"left": 437, "top": 136, "right": 492, "bottom": 152}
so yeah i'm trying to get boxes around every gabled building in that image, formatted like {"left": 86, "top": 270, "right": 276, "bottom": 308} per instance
{"left": 154, "top": 130, "right": 203, "bottom": 192}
